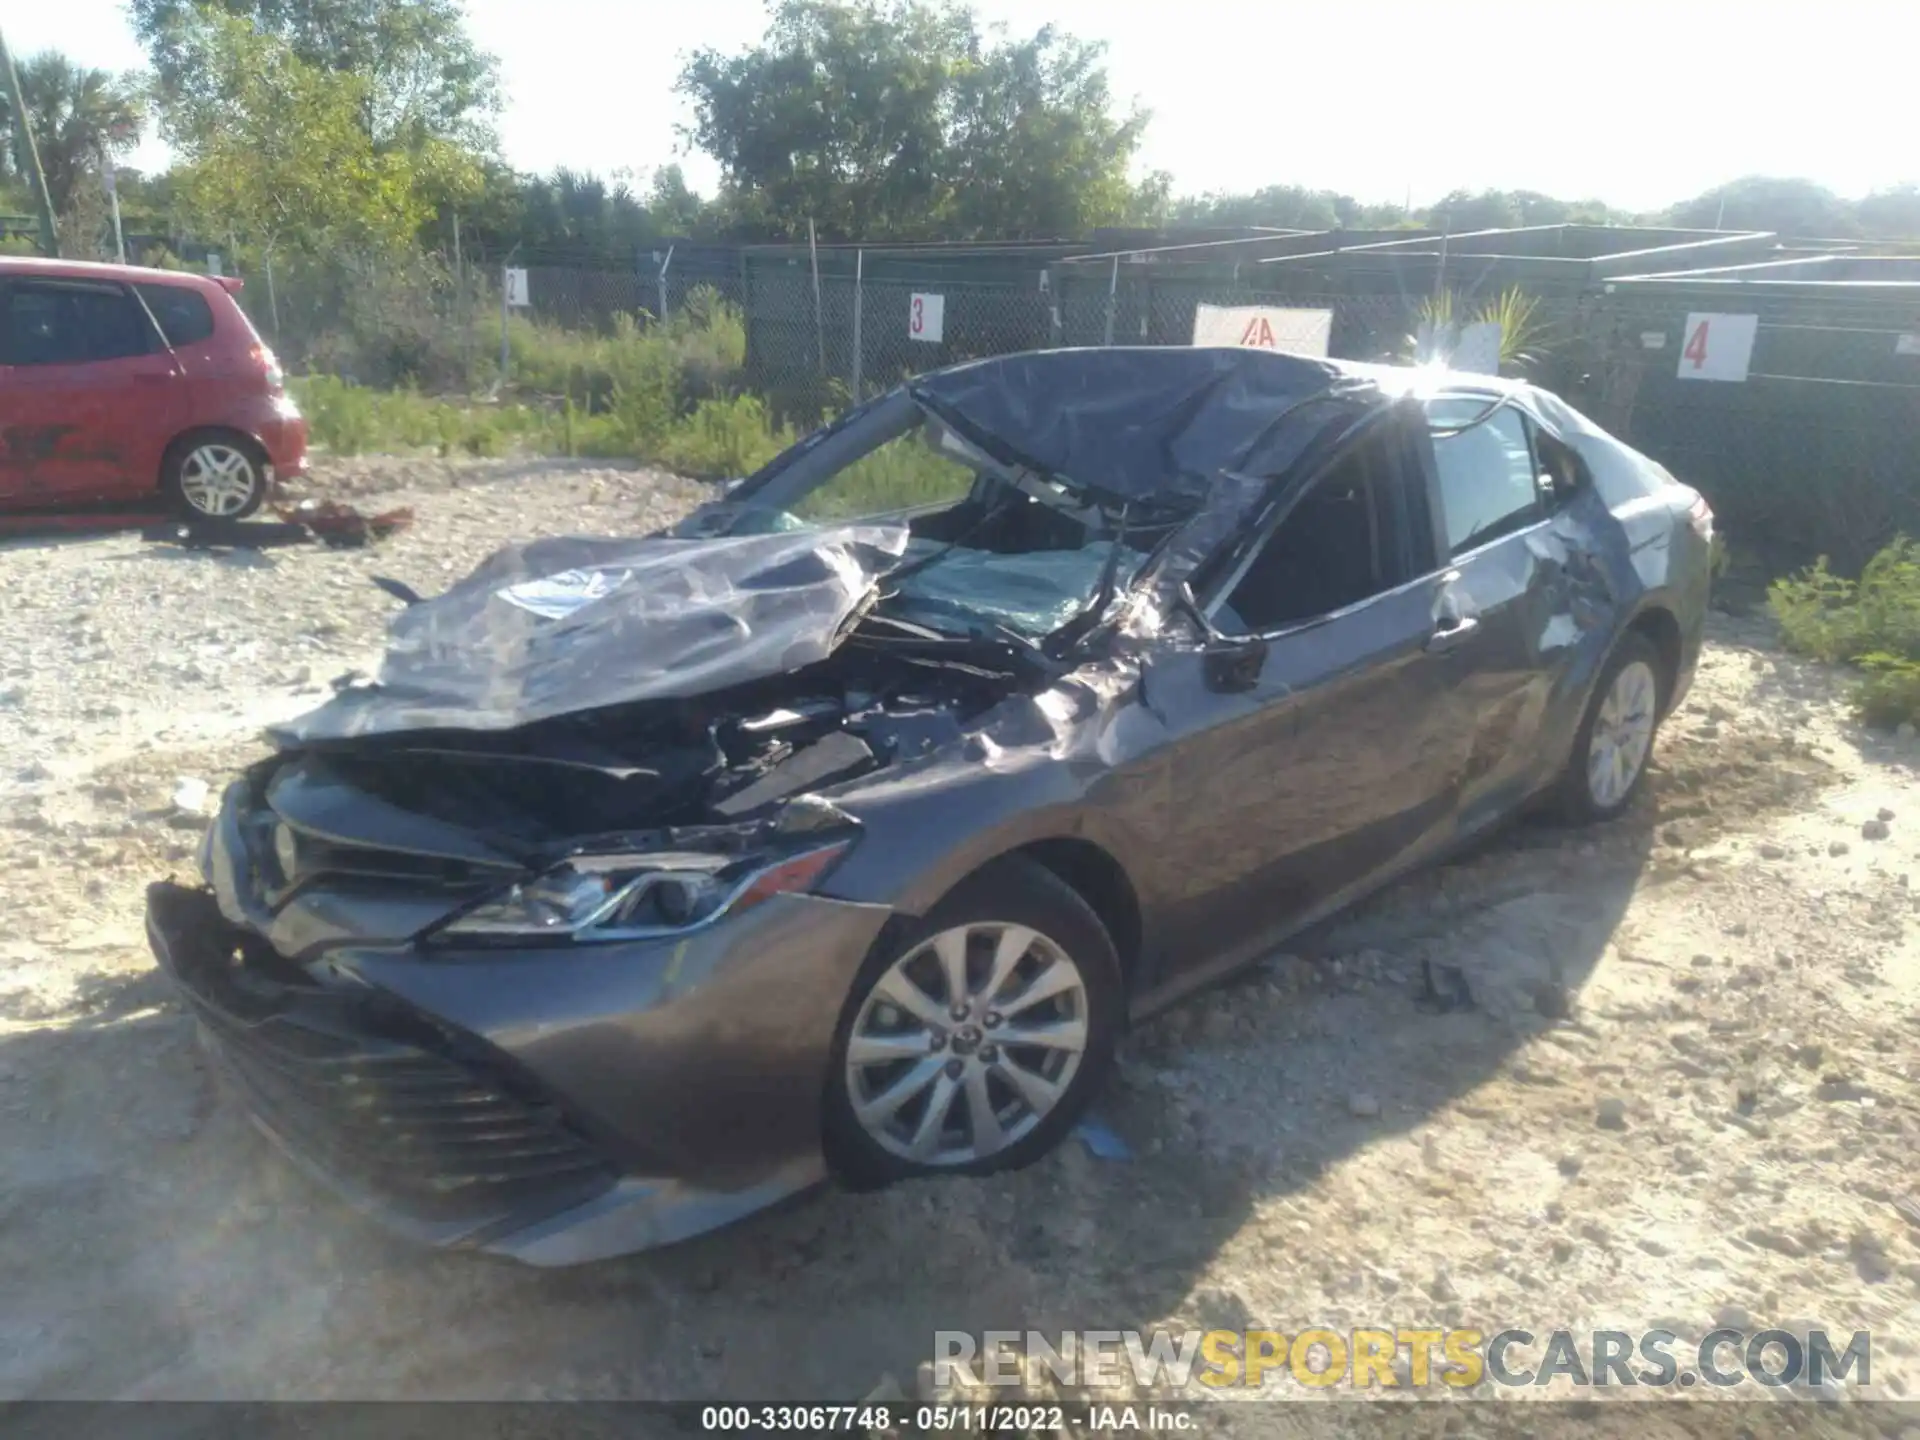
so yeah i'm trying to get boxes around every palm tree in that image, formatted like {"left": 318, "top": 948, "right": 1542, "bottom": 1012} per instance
{"left": 0, "top": 50, "right": 144, "bottom": 218}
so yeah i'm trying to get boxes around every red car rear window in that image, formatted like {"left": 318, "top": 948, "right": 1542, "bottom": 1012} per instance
{"left": 135, "top": 283, "right": 217, "bottom": 348}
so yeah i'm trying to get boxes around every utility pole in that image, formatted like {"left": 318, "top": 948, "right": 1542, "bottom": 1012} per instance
{"left": 0, "top": 25, "right": 59, "bottom": 257}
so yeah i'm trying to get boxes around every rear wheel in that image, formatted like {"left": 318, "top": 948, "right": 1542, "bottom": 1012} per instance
{"left": 824, "top": 856, "right": 1122, "bottom": 1188}
{"left": 1554, "top": 632, "right": 1665, "bottom": 823}
{"left": 164, "top": 433, "right": 269, "bottom": 519}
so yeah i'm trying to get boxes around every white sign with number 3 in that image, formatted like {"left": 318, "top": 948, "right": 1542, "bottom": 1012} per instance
{"left": 1677, "top": 312, "right": 1758, "bottom": 382}
{"left": 909, "top": 292, "right": 945, "bottom": 344}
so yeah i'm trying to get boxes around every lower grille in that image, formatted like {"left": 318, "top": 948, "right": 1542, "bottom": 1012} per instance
{"left": 148, "top": 882, "right": 613, "bottom": 1228}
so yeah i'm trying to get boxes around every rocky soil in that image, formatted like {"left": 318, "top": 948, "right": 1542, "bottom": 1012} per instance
{"left": 1, "top": 458, "right": 1916, "bottom": 1429}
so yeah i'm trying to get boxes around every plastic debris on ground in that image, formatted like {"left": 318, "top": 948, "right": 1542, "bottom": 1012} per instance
{"left": 1419, "top": 957, "right": 1476, "bottom": 1013}
{"left": 273, "top": 499, "right": 416, "bottom": 548}
{"left": 1073, "top": 1114, "right": 1133, "bottom": 1161}
{"left": 142, "top": 517, "right": 312, "bottom": 550}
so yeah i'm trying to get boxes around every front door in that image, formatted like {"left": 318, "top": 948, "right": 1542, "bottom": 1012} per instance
{"left": 1148, "top": 414, "right": 1475, "bottom": 978}
{"left": 0, "top": 277, "right": 184, "bottom": 505}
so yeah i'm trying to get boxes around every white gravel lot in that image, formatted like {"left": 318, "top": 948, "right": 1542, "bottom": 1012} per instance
{"left": 0, "top": 458, "right": 1915, "bottom": 1432}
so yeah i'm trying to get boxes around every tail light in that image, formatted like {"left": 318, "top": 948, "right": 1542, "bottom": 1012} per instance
{"left": 1687, "top": 493, "right": 1714, "bottom": 542}
{"left": 252, "top": 344, "right": 285, "bottom": 392}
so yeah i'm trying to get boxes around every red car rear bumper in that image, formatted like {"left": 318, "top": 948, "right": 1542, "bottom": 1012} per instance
{"left": 256, "top": 409, "right": 311, "bottom": 480}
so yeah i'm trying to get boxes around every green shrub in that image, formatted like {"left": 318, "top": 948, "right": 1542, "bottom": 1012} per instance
{"left": 659, "top": 394, "right": 794, "bottom": 479}
{"left": 1770, "top": 535, "right": 1920, "bottom": 727}
{"left": 1853, "top": 655, "right": 1920, "bottom": 729}
{"left": 791, "top": 429, "right": 976, "bottom": 520}
{"left": 506, "top": 293, "right": 746, "bottom": 415}
{"left": 291, "top": 375, "right": 553, "bottom": 457}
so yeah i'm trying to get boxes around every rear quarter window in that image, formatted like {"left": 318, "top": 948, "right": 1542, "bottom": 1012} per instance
{"left": 135, "top": 283, "right": 217, "bottom": 348}
{"left": 1526, "top": 389, "right": 1669, "bottom": 509}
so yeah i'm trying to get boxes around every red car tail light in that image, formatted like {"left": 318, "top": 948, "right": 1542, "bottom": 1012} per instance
{"left": 252, "top": 344, "right": 285, "bottom": 392}
{"left": 1687, "top": 493, "right": 1714, "bottom": 542}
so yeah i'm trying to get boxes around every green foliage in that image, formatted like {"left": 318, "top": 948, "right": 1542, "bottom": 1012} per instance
{"left": 1174, "top": 184, "right": 1411, "bottom": 231}
{"left": 158, "top": 13, "right": 444, "bottom": 254}
{"left": 1430, "top": 188, "right": 1628, "bottom": 231}
{"left": 1406, "top": 286, "right": 1551, "bottom": 375}
{"left": 1666, "top": 176, "right": 1857, "bottom": 236}
{"left": 1770, "top": 538, "right": 1920, "bottom": 728}
{"left": 658, "top": 395, "right": 795, "bottom": 479}
{"left": 678, "top": 0, "right": 1149, "bottom": 241}
{"left": 292, "top": 296, "right": 787, "bottom": 478}
{"left": 133, "top": 0, "right": 500, "bottom": 156}
{"left": 1857, "top": 185, "right": 1920, "bottom": 241}
{"left": 291, "top": 375, "right": 558, "bottom": 457}
{"left": 0, "top": 51, "right": 145, "bottom": 219}
{"left": 789, "top": 426, "right": 976, "bottom": 519}
{"left": 507, "top": 289, "right": 746, "bottom": 411}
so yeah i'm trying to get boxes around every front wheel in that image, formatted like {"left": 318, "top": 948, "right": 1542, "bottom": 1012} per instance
{"left": 164, "top": 434, "right": 269, "bottom": 519}
{"left": 824, "top": 856, "right": 1122, "bottom": 1188}
{"left": 1554, "top": 632, "right": 1665, "bottom": 823}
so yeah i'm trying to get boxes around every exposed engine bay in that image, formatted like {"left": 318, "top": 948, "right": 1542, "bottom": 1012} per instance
{"left": 295, "top": 621, "right": 1037, "bottom": 851}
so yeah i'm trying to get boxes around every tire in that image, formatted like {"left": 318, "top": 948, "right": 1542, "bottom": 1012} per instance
{"left": 823, "top": 855, "right": 1123, "bottom": 1189}
{"left": 163, "top": 432, "right": 270, "bottom": 520}
{"left": 1553, "top": 631, "right": 1666, "bottom": 824}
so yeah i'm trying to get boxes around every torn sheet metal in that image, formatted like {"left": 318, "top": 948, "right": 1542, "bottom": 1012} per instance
{"left": 910, "top": 347, "right": 1382, "bottom": 507}
{"left": 275, "top": 525, "right": 910, "bottom": 743}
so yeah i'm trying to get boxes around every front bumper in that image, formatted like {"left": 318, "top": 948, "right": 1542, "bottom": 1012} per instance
{"left": 148, "top": 789, "right": 896, "bottom": 1264}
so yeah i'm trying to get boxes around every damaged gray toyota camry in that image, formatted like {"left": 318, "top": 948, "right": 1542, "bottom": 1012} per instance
{"left": 146, "top": 347, "right": 1711, "bottom": 1265}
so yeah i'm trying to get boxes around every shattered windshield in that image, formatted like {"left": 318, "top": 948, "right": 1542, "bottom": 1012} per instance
{"left": 685, "top": 391, "right": 1143, "bottom": 641}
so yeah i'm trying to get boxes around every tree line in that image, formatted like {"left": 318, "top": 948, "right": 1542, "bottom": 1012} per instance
{"left": 3, "top": 0, "right": 1919, "bottom": 267}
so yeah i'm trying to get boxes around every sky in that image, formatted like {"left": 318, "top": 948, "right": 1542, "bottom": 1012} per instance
{"left": 11, "top": 0, "right": 1916, "bottom": 212}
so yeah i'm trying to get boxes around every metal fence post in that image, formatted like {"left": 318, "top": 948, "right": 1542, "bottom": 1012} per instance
{"left": 1102, "top": 254, "right": 1119, "bottom": 346}
{"left": 1044, "top": 266, "right": 1062, "bottom": 347}
{"left": 499, "top": 263, "right": 511, "bottom": 385}
{"left": 658, "top": 244, "right": 674, "bottom": 325}
{"left": 851, "top": 248, "right": 865, "bottom": 400}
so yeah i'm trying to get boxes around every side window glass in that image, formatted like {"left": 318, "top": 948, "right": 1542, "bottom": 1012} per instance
{"left": 0, "top": 281, "right": 155, "bottom": 366}
{"left": 1532, "top": 426, "right": 1587, "bottom": 510}
{"left": 135, "top": 284, "right": 217, "bottom": 348}
{"left": 789, "top": 416, "right": 978, "bottom": 521}
{"left": 1428, "top": 400, "right": 1540, "bottom": 557}
{"left": 1214, "top": 426, "right": 1409, "bottom": 636}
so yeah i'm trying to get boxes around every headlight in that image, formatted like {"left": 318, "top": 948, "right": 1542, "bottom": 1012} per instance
{"left": 436, "top": 841, "right": 851, "bottom": 944}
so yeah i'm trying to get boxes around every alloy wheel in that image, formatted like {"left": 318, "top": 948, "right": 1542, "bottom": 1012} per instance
{"left": 178, "top": 443, "right": 261, "bottom": 517}
{"left": 1587, "top": 658, "right": 1657, "bottom": 809}
{"left": 844, "top": 922, "right": 1090, "bottom": 1166}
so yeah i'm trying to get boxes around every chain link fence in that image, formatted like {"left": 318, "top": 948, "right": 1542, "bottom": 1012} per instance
{"left": 208, "top": 240, "right": 1920, "bottom": 567}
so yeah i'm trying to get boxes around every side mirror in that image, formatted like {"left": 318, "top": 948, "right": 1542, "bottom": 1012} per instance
{"left": 1204, "top": 634, "right": 1267, "bottom": 694}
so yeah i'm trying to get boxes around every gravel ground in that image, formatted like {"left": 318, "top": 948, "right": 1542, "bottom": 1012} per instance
{"left": 1, "top": 459, "right": 1916, "bottom": 1423}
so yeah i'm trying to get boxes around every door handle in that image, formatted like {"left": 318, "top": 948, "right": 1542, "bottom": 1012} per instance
{"left": 1427, "top": 615, "right": 1480, "bottom": 653}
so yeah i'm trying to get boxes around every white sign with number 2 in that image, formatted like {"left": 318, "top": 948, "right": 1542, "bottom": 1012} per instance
{"left": 909, "top": 292, "right": 945, "bottom": 344}
{"left": 1677, "top": 312, "right": 1758, "bottom": 382}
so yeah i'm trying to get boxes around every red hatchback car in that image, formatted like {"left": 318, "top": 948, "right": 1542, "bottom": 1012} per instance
{"left": 0, "top": 257, "right": 308, "bottom": 519}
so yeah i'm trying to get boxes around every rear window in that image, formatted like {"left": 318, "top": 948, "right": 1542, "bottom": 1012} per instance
{"left": 136, "top": 283, "right": 217, "bottom": 347}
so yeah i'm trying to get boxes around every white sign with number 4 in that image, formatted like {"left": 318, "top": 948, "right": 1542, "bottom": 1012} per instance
{"left": 1677, "top": 312, "right": 1758, "bottom": 382}
{"left": 909, "top": 292, "right": 945, "bottom": 344}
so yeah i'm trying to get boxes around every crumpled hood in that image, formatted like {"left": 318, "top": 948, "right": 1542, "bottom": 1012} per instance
{"left": 273, "top": 524, "right": 910, "bottom": 744}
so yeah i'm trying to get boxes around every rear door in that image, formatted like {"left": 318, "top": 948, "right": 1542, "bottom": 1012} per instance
{"left": 1422, "top": 394, "right": 1582, "bottom": 829}
{"left": 0, "top": 277, "right": 185, "bottom": 505}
